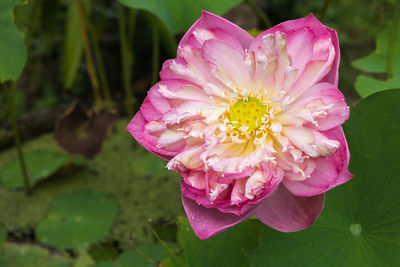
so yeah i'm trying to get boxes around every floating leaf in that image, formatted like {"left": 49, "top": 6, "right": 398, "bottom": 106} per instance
{"left": 117, "top": 244, "right": 167, "bottom": 267}
{"left": 0, "top": 0, "right": 27, "bottom": 81}
{"left": 175, "top": 216, "right": 259, "bottom": 267}
{"left": 0, "top": 150, "right": 85, "bottom": 189}
{"left": 1, "top": 243, "right": 70, "bottom": 267}
{"left": 55, "top": 101, "right": 117, "bottom": 159}
{"left": 246, "top": 89, "right": 400, "bottom": 266}
{"left": 352, "top": 21, "right": 400, "bottom": 97}
{"left": 118, "top": 0, "right": 242, "bottom": 34}
{"left": 36, "top": 190, "right": 119, "bottom": 250}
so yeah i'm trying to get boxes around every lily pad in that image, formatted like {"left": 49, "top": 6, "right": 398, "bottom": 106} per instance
{"left": 118, "top": 0, "right": 242, "bottom": 34}
{"left": 117, "top": 244, "right": 167, "bottom": 267}
{"left": 36, "top": 190, "right": 119, "bottom": 250}
{"left": 0, "top": 150, "right": 85, "bottom": 189}
{"left": 91, "top": 243, "right": 166, "bottom": 267}
{"left": 0, "top": 0, "right": 27, "bottom": 81}
{"left": 176, "top": 216, "right": 259, "bottom": 267}
{"left": 1, "top": 243, "right": 70, "bottom": 267}
{"left": 246, "top": 89, "right": 400, "bottom": 266}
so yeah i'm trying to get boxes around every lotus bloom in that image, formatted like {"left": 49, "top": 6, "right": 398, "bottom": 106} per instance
{"left": 127, "top": 11, "right": 352, "bottom": 239}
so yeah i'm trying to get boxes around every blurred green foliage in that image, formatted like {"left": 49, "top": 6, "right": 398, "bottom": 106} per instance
{"left": 64, "top": 0, "right": 92, "bottom": 88}
{"left": 118, "top": 0, "right": 243, "bottom": 34}
{"left": 0, "top": 0, "right": 27, "bottom": 82}
{"left": 352, "top": 20, "right": 400, "bottom": 97}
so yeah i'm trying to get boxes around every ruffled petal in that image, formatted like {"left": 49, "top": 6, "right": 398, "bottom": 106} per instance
{"left": 202, "top": 39, "right": 251, "bottom": 91}
{"left": 279, "top": 82, "right": 349, "bottom": 131}
{"left": 283, "top": 127, "right": 352, "bottom": 196}
{"left": 282, "top": 126, "right": 340, "bottom": 158}
{"left": 126, "top": 111, "right": 176, "bottom": 160}
{"left": 249, "top": 14, "right": 338, "bottom": 99}
{"left": 254, "top": 184, "right": 324, "bottom": 232}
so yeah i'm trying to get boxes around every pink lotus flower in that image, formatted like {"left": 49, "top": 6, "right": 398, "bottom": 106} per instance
{"left": 127, "top": 11, "right": 352, "bottom": 239}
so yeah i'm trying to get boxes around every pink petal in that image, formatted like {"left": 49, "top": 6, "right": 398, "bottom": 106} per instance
{"left": 182, "top": 194, "right": 253, "bottom": 239}
{"left": 202, "top": 39, "right": 250, "bottom": 90}
{"left": 286, "top": 27, "right": 314, "bottom": 73}
{"left": 324, "top": 28, "right": 340, "bottom": 87}
{"left": 254, "top": 184, "right": 324, "bottom": 232}
{"left": 180, "top": 11, "right": 253, "bottom": 50}
{"left": 126, "top": 111, "right": 175, "bottom": 160}
{"left": 280, "top": 82, "right": 349, "bottom": 131}
{"left": 284, "top": 127, "right": 352, "bottom": 196}
{"left": 249, "top": 14, "right": 338, "bottom": 97}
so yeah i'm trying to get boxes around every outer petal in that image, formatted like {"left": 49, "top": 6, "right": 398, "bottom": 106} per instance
{"left": 180, "top": 11, "right": 253, "bottom": 50}
{"left": 254, "top": 185, "right": 324, "bottom": 232}
{"left": 262, "top": 13, "right": 339, "bottom": 86}
{"left": 283, "top": 126, "right": 352, "bottom": 196}
{"left": 126, "top": 111, "right": 174, "bottom": 160}
{"left": 249, "top": 14, "right": 339, "bottom": 97}
{"left": 182, "top": 194, "right": 253, "bottom": 239}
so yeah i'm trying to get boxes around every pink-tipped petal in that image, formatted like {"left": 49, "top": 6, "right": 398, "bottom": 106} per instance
{"left": 280, "top": 82, "right": 349, "bottom": 131}
{"left": 182, "top": 194, "right": 253, "bottom": 239}
{"left": 255, "top": 185, "right": 324, "bottom": 232}
{"left": 180, "top": 11, "right": 253, "bottom": 50}
{"left": 283, "top": 127, "right": 352, "bottom": 196}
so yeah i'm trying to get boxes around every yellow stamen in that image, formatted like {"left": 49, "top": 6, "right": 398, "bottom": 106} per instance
{"left": 229, "top": 97, "right": 267, "bottom": 132}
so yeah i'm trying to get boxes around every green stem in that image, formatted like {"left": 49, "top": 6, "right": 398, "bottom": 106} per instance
{"left": 318, "top": 0, "right": 332, "bottom": 21}
{"left": 76, "top": 0, "right": 103, "bottom": 110}
{"left": 151, "top": 19, "right": 160, "bottom": 85}
{"left": 127, "top": 9, "right": 137, "bottom": 45}
{"left": 2, "top": 83, "right": 30, "bottom": 194}
{"left": 245, "top": 0, "right": 272, "bottom": 29}
{"left": 387, "top": 0, "right": 400, "bottom": 79}
{"left": 88, "top": 24, "right": 113, "bottom": 108}
{"left": 118, "top": 3, "right": 134, "bottom": 115}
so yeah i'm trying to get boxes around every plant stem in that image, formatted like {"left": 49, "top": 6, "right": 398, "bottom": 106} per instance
{"left": 2, "top": 83, "right": 31, "bottom": 194}
{"left": 319, "top": 0, "right": 332, "bottom": 21}
{"left": 245, "top": 0, "right": 272, "bottom": 29}
{"left": 118, "top": 3, "right": 134, "bottom": 115}
{"left": 387, "top": 0, "right": 400, "bottom": 79}
{"left": 151, "top": 18, "right": 160, "bottom": 85}
{"left": 127, "top": 9, "right": 137, "bottom": 45}
{"left": 76, "top": 0, "right": 103, "bottom": 110}
{"left": 88, "top": 24, "right": 113, "bottom": 108}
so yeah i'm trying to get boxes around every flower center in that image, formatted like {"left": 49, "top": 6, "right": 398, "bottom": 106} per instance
{"left": 229, "top": 97, "right": 267, "bottom": 131}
